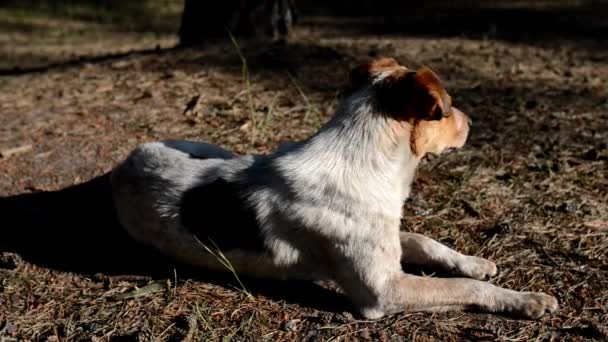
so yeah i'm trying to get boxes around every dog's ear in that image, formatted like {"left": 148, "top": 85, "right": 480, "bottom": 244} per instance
{"left": 347, "top": 60, "right": 451, "bottom": 121}
{"left": 404, "top": 66, "right": 452, "bottom": 121}
{"left": 348, "top": 57, "right": 405, "bottom": 90}
{"left": 374, "top": 66, "right": 452, "bottom": 121}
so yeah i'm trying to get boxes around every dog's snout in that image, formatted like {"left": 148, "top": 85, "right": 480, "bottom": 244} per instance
{"left": 451, "top": 107, "right": 471, "bottom": 131}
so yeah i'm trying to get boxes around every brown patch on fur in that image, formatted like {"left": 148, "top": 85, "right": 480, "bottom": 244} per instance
{"left": 409, "top": 107, "right": 470, "bottom": 157}
{"left": 347, "top": 57, "right": 409, "bottom": 94}
{"left": 406, "top": 67, "right": 453, "bottom": 121}
{"left": 378, "top": 66, "right": 453, "bottom": 122}
{"left": 349, "top": 57, "right": 404, "bottom": 88}
{"left": 349, "top": 58, "right": 470, "bottom": 158}
{"left": 348, "top": 59, "right": 452, "bottom": 122}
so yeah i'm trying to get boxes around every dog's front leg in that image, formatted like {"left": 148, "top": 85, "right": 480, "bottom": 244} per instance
{"left": 400, "top": 232, "right": 496, "bottom": 280}
{"left": 333, "top": 237, "right": 556, "bottom": 320}
{"left": 380, "top": 274, "right": 558, "bottom": 319}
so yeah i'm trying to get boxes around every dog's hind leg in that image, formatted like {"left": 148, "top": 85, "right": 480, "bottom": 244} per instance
{"left": 400, "top": 232, "right": 497, "bottom": 280}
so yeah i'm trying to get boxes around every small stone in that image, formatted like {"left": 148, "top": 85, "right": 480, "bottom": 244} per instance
{"left": 283, "top": 319, "right": 299, "bottom": 332}
{"left": 359, "top": 329, "right": 371, "bottom": 340}
{"left": 0, "top": 253, "right": 17, "bottom": 270}
{"left": 582, "top": 148, "right": 599, "bottom": 161}
{"left": 304, "top": 329, "right": 322, "bottom": 341}
{"left": 485, "top": 222, "right": 511, "bottom": 237}
{"left": 1, "top": 321, "right": 17, "bottom": 335}
{"left": 525, "top": 99, "right": 538, "bottom": 109}
{"left": 376, "top": 330, "right": 388, "bottom": 342}
{"left": 318, "top": 312, "right": 333, "bottom": 324}
{"left": 557, "top": 202, "right": 575, "bottom": 213}
{"left": 334, "top": 311, "right": 354, "bottom": 323}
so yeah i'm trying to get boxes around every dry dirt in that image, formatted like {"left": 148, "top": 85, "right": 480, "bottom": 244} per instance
{"left": 1, "top": 2, "right": 607, "bottom": 341}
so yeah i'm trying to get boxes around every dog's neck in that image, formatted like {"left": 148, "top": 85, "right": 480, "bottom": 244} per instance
{"left": 274, "top": 90, "right": 420, "bottom": 216}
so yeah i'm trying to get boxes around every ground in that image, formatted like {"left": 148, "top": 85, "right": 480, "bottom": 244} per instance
{"left": 0, "top": 1, "right": 607, "bottom": 341}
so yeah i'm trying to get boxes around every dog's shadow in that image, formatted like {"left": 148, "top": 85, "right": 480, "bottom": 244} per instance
{"left": 0, "top": 173, "right": 350, "bottom": 314}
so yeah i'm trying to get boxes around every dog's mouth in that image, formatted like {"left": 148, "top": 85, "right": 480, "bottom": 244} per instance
{"left": 421, "top": 147, "right": 458, "bottom": 163}
{"left": 443, "top": 147, "right": 458, "bottom": 154}
{"left": 422, "top": 153, "right": 438, "bottom": 163}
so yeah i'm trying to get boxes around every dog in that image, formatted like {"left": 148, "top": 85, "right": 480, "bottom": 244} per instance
{"left": 111, "top": 58, "right": 558, "bottom": 319}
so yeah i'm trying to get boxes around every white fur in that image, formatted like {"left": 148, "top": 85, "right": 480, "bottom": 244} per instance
{"left": 111, "top": 77, "right": 557, "bottom": 319}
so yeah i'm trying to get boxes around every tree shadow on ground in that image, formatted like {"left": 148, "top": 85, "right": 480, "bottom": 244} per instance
{"left": 0, "top": 46, "right": 180, "bottom": 76}
{"left": 303, "top": 1, "right": 608, "bottom": 42}
{"left": 0, "top": 173, "right": 351, "bottom": 314}
{"left": 2, "top": 1, "right": 606, "bottom": 74}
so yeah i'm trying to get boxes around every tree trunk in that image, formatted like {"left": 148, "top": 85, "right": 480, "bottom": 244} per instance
{"left": 178, "top": 0, "right": 240, "bottom": 46}
{"left": 178, "top": 0, "right": 296, "bottom": 46}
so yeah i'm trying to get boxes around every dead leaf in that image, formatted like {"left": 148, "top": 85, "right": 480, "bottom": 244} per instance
{"left": 96, "top": 83, "right": 114, "bottom": 93}
{"left": 239, "top": 121, "right": 251, "bottom": 131}
{"left": 583, "top": 220, "right": 608, "bottom": 231}
{"left": 114, "top": 280, "right": 167, "bottom": 300}
{"left": 183, "top": 95, "right": 201, "bottom": 116}
{"left": 0, "top": 144, "right": 32, "bottom": 159}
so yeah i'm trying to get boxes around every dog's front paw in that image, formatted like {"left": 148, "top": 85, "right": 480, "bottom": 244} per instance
{"left": 456, "top": 256, "right": 497, "bottom": 280}
{"left": 506, "top": 292, "right": 558, "bottom": 319}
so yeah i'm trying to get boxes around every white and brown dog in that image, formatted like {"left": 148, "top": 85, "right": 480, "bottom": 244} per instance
{"left": 111, "top": 58, "right": 558, "bottom": 319}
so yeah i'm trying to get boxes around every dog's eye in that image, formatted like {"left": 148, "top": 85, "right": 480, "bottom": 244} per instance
{"left": 444, "top": 108, "right": 453, "bottom": 118}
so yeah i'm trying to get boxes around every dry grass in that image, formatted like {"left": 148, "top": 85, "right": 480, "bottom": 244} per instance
{"left": 0, "top": 2, "right": 607, "bottom": 341}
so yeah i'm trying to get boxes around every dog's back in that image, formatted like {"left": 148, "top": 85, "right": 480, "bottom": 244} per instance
{"left": 111, "top": 141, "right": 264, "bottom": 260}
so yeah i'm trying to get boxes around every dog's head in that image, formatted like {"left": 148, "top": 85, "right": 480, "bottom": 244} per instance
{"left": 349, "top": 58, "right": 470, "bottom": 158}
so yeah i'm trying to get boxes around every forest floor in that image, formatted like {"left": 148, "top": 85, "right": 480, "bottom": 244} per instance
{"left": 1, "top": 2, "right": 607, "bottom": 341}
